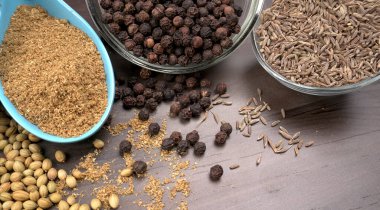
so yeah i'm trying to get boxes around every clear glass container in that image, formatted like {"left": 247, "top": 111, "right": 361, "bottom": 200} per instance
{"left": 85, "top": 0, "right": 264, "bottom": 74}
{"left": 251, "top": 0, "right": 380, "bottom": 96}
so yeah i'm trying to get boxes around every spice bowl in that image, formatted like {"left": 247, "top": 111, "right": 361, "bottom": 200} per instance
{"left": 0, "top": 0, "right": 115, "bottom": 143}
{"left": 85, "top": 0, "right": 265, "bottom": 74}
{"left": 250, "top": 1, "right": 380, "bottom": 96}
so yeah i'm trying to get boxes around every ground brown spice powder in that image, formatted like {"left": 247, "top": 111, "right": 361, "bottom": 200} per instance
{"left": 0, "top": 6, "right": 107, "bottom": 137}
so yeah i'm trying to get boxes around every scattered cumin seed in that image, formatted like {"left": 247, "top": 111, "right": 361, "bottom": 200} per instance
{"left": 279, "top": 130, "right": 292, "bottom": 140}
{"left": 211, "top": 94, "right": 220, "bottom": 101}
{"left": 294, "top": 147, "right": 299, "bottom": 157}
{"left": 229, "top": 164, "right": 240, "bottom": 170}
{"left": 279, "top": 126, "right": 289, "bottom": 134}
{"left": 220, "top": 94, "right": 230, "bottom": 98}
{"left": 257, "top": 88, "right": 262, "bottom": 101}
{"left": 271, "top": 120, "right": 281, "bottom": 127}
{"left": 257, "top": 134, "right": 264, "bottom": 141}
{"left": 281, "top": 108, "right": 286, "bottom": 119}
{"left": 213, "top": 100, "right": 223, "bottom": 105}
{"left": 259, "top": 116, "right": 268, "bottom": 125}
{"left": 222, "top": 101, "right": 233, "bottom": 106}
{"left": 274, "top": 140, "right": 283, "bottom": 149}
{"left": 253, "top": 97, "right": 258, "bottom": 106}
{"left": 305, "top": 141, "right": 314, "bottom": 147}
{"left": 210, "top": 111, "right": 220, "bottom": 125}
{"left": 256, "top": 154, "right": 262, "bottom": 166}
{"left": 249, "top": 119, "right": 260, "bottom": 125}
{"left": 292, "top": 131, "right": 301, "bottom": 140}
{"left": 297, "top": 139, "right": 304, "bottom": 150}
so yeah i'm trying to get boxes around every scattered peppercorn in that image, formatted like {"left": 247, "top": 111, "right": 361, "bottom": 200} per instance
{"left": 133, "top": 160, "right": 147, "bottom": 175}
{"left": 220, "top": 122, "right": 233, "bottom": 136}
{"left": 179, "top": 108, "right": 192, "bottom": 120}
{"left": 177, "top": 140, "right": 190, "bottom": 156}
{"left": 214, "top": 82, "right": 227, "bottom": 95}
{"left": 186, "top": 77, "right": 198, "bottom": 89}
{"left": 188, "top": 90, "right": 201, "bottom": 103}
{"left": 161, "top": 138, "right": 176, "bottom": 151}
{"left": 163, "top": 89, "right": 175, "bottom": 101}
{"left": 215, "top": 131, "right": 228, "bottom": 145}
{"left": 122, "top": 96, "right": 136, "bottom": 109}
{"left": 210, "top": 165, "right": 223, "bottom": 181}
{"left": 169, "top": 102, "right": 182, "bottom": 117}
{"left": 148, "top": 123, "right": 161, "bottom": 136}
{"left": 194, "top": 142, "right": 206, "bottom": 156}
{"left": 186, "top": 130, "right": 200, "bottom": 146}
{"left": 170, "top": 131, "right": 182, "bottom": 145}
{"left": 152, "top": 91, "right": 164, "bottom": 103}
{"left": 143, "top": 88, "right": 154, "bottom": 99}
{"left": 190, "top": 103, "right": 203, "bottom": 117}
{"left": 173, "top": 83, "right": 184, "bottom": 93}
{"left": 178, "top": 94, "right": 190, "bottom": 108}
{"left": 135, "top": 95, "right": 146, "bottom": 107}
{"left": 138, "top": 109, "right": 150, "bottom": 121}
{"left": 199, "top": 97, "right": 211, "bottom": 110}
{"left": 119, "top": 140, "right": 132, "bottom": 156}
{"left": 145, "top": 98, "right": 158, "bottom": 111}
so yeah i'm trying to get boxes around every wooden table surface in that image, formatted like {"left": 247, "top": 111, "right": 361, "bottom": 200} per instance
{"left": 41, "top": 1, "right": 380, "bottom": 209}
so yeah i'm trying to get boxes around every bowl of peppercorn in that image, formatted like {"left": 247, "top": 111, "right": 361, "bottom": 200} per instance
{"left": 86, "top": 0, "right": 264, "bottom": 73}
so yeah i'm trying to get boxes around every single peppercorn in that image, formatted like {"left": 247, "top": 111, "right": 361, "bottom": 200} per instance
{"left": 223, "top": 6, "right": 235, "bottom": 15}
{"left": 190, "top": 103, "right": 203, "bottom": 117}
{"left": 152, "top": 91, "right": 164, "bottom": 103}
{"left": 215, "top": 131, "right": 228, "bottom": 145}
{"left": 212, "top": 44, "right": 223, "bottom": 56}
{"left": 154, "top": 80, "right": 167, "bottom": 91}
{"left": 175, "top": 75, "right": 187, "bottom": 84}
{"left": 133, "top": 33, "right": 145, "bottom": 45}
{"left": 101, "top": 13, "right": 113, "bottom": 24}
{"left": 170, "top": 131, "right": 183, "bottom": 144}
{"left": 234, "top": 5, "right": 243, "bottom": 17}
{"left": 152, "top": 6, "right": 164, "bottom": 19}
{"left": 170, "top": 102, "right": 182, "bottom": 117}
{"left": 117, "top": 31, "right": 129, "bottom": 42}
{"left": 138, "top": 109, "right": 150, "bottom": 121}
{"left": 163, "top": 89, "right": 176, "bottom": 101}
{"left": 191, "top": 36, "right": 203, "bottom": 49}
{"left": 191, "top": 53, "right": 203, "bottom": 63}
{"left": 187, "top": 6, "right": 199, "bottom": 18}
{"left": 124, "top": 3, "right": 135, "bottom": 14}
{"left": 139, "top": 68, "right": 151, "bottom": 80}
{"left": 153, "top": 43, "right": 164, "bottom": 55}
{"left": 173, "top": 83, "right": 184, "bottom": 94}
{"left": 177, "top": 140, "right": 190, "bottom": 156}
{"left": 125, "top": 39, "right": 136, "bottom": 51}
{"left": 160, "top": 35, "right": 173, "bottom": 49}
{"left": 133, "top": 45, "right": 144, "bottom": 57}
{"left": 109, "top": 23, "right": 120, "bottom": 34}
{"left": 148, "top": 123, "right": 161, "bottom": 136}
{"left": 133, "top": 161, "right": 147, "bottom": 174}
{"left": 145, "top": 78, "right": 157, "bottom": 88}
{"left": 221, "top": 38, "right": 233, "bottom": 49}
{"left": 184, "top": 47, "right": 195, "bottom": 58}
{"left": 161, "top": 138, "right": 176, "bottom": 151}
{"left": 189, "top": 90, "right": 201, "bottom": 103}
{"left": 200, "top": 79, "right": 211, "bottom": 88}
{"left": 143, "top": 88, "right": 154, "bottom": 99}
{"left": 139, "top": 23, "right": 152, "bottom": 36}
{"left": 173, "top": 16, "right": 184, "bottom": 27}
{"left": 202, "top": 49, "right": 213, "bottom": 60}
{"left": 145, "top": 98, "right": 159, "bottom": 111}
{"left": 178, "top": 94, "right": 190, "bottom": 107}
{"left": 136, "top": 10, "right": 150, "bottom": 23}
{"left": 113, "top": 11, "right": 124, "bottom": 24}
{"left": 185, "top": 77, "right": 197, "bottom": 89}
{"left": 142, "top": 1, "right": 154, "bottom": 12}
{"left": 184, "top": 17, "right": 195, "bottom": 27}
{"left": 226, "top": 14, "right": 239, "bottom": 26}
{"left": 112, "top": 0, "right": 124, "bottom": 11}
{"left": 135, "top": 95, "right": 146, "bottom": 107}
{"left": 179, "top": 108, "right": 192, "bottom": 120}
{"left": 133, "top": 83, "right": 145, "bottom": 95}
{"left": 182, "top": 0, "right": 194, "bottom": 9}
{"left": 215, "top": 82, "right": 227, "bottom": 95}
{"left": 200, "top": 88, "right": 211, "bottom": 98}
{"left": 147, "top": 52, "right": 158, "bottom": 63}
{"left": 159, "top": 54, "right": 169, "bottom": 65}
{"left": 199, "top": 97, "right": 211, "bottom": 109}
{"left": 220, "top": 122, "right": 233, "bottom": 136}
{"left": 122, "top": 96, "right": 136, "bottom": 109}
{"left": 215, "top": 27, "right": 228, "bottom": 40}
{"left": 199, "top": 7, "right": 209, "bottom": 17}
{"left": 100, "top": 0, "right": 112, "bottom": 9}
{"left": 165, "top": 7, "right": 177, "bottom": 18}
{"left": 119, "top": 140, "right": 132, "bottom": 156}
{"left": 160, "top": 17, "right": 172, "bottom": 31}
{"left": 194, "top": 142, "right": 206, "bottom": 156}
{"left": 186, "top": 130, "right": 200, "bottom": 146}
{"left": 210, "top": 165, "right": 223, "bottom": 181}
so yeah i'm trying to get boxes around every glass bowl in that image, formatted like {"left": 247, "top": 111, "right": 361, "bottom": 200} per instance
{"left": 85, "top": 0, "right": 264, "bottom": 74}
{"left": 251, "top": 0, "right": 380, "bottom": 96}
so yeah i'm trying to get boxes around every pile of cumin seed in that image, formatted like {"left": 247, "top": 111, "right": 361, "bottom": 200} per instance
{"left": 256, "top": 0, "right": 380, "bottom": 87}
{"left": 0, "top": 6, "right": 107, "bottom": 137}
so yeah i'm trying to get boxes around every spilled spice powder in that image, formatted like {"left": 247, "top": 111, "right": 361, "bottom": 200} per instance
{"left": 170, "top": 178, "right": 190, "bottom": 199}
{"left": 143, "top": 176, "right": 165, "bottom": 210}
{"left": 75, "top": 150, "right": 111, "bottom": 182}
{"left": 0, "top": 6, "right": 107, "bottom": 137}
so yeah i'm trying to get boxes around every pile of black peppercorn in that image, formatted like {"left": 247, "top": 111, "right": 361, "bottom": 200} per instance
{"left": 115, "top": 68, "right": 216, "bottom": 121}
{"left": 161, "top": 130, "right": 206, "bottom": 156}
{"left": 99, "top": 0, "right": 243, "bottom": 65}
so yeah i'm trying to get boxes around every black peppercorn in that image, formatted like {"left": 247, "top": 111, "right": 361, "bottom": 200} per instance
{"left": 154, "top": 80, "right": 167, "bottom": 91}
{"left": 184, "top": 17, "right": 195, "bottom": 28}
{"left": 160, "top": 17, "right": 172, "bottom": 31}
{"left": 173, "top": 16, "right": 184, "bottom": 27}
{"left": 124, "top": 3, "right": 135, "bottom": 14}
{"left": 173, "top": 83, "right": 184, "bottom": 93}
{"left": 125, "top": 39, "right": 136, "bottom": 51}
{"left": 199, "top": 7, "right": 209, "bottom": 17}
{"left": 187, "top": 6, "right": 199, "bottom": 18}
{"left": 133, "top": 33, "right": 145, "bottom": 45}
{"left": 206, "top": 2, "right": 216, "bottom": 11}
{"left": 200, "top": 89, "right": 211, "bottom": 98}
{"left": 147, "top": 52, "right": 158, "bottom": 63}
{"left": 175, "top": 75, "right": 187, "bottom": 84}
{"left": 223, "top": 6, "right": 235, "bottom": 15}
{"left": 138, "top": 109, "right": 150, "bottom": 121}
{"left": 135, "top": 95, "right": 146, "bottom": 107}
{"left": 200, "top": 79, "right": 211, "bottom": 88}
{"left": 177, "top": 140, "right": 190, "bottom": 156}
{"left": 220, "top": 122, "right": 233, "bottom": 136}
{"left": 139, "top": 68, "right": 151, "bottom": 80}
{"left": 122, "top": 96, "right": 136, "bottom": 109}
{"left": 199, "top": 97, "right": 211, "bottom": 109}
{"left": 163, "top": 89, "right": 175, "bottom": 101}
{"left": 101, "top": 13, "right": 113, "bottom": 24}
{"left": 119, "top": 140, "right": 132, "bottom": 156}
{"left": 133, "top": 45, "right": 144, "bottom": 57}
{"left": 202, "top": 49, "right": 213, "bottom": 60}
{"left": 133, "top": 83, "right": 145, "bottom": 95}
{"left": 145, "top": 78, "right": 157, "bottom": 88}
{"left": 178, "top": 55, "right": 189, "bottom": 66}
{"left": 184, "top": 47, "right": 195, "bottom": 57}
{"left": 127, "top": 24, "right": 139, "bottom": 36}
{"left": 133, "top": 160, "right": 147, "bottom": 174}
{"left": 113, "top": 11, "right": 124, "bottom": 24}
{"left": 212, "top": 44, "right": 223, "bottom": 56}
{"left": 226, "top": 14, "right": 239, "bottom": 26}
{"left": 153, "top": 91, "right": 164, "bottom": 103}
{"left": 191, "top": 53, "right": 203, "bottom": 63}
{"left": 112, "top": 0, "right": 124, "bottom": 11}
{"left": 194, "top": 142, "right": 206, "bottom": 156}
{"left": 142, "top": 1, "right": 154, "bottom": 12}
{"left": 210, "top": 19, "right": 221, "bottom": 30}
{"left": 109, "top": 23, "right": 120, "bottom": 34}
{"left": 136, "top": 10, "right": 150, "bottom": 23}
{"left": 159, "top": 54, "right": 168, "bottom": 65}
{"left": 100, "top": 0, "right": 112, "bottom": 9}
{"left": 188, "top": 90, "right": 201, "bottom": 103}
{"left": 214, "top": 82, "right": 227, "bottom": 95}
{"left": 191, "top": 36, "right": 203, "bottom": 49}
{"left": 161, "top": 138, "right": 176, "bottom": 151}
{"left": 170, "top": 131, "right": 183, "bottom": 144}
{"left": 234, "top": 24, "right": 241, "bottom": 34}
{"left": 198, "top": 16, "right": 211, "bottom": 27}
{"left": 185, "top": 77, "right": 197, "bottom": 89}
{"left": 152, "top": 43, "right": 164, "bottom": 55}
{"left": 152, "top": 28, "right": 163, "bottom": 41}
{"left": 160, "top": 35, "right": 173, "bottom": 49}
{"left": 152, "top": 6, "right": 164, "bottom": 19}
{"left": 190, "top": 103, "right": 203, "bottom": 117}
{"left": 178, "top": 94, "right": 190, "bottom": 107}
{"left": 186, "top": 130, "right": 200, "bottom": 146}
{"left": 166, "top": 26, "right": 177, "bottom": 36}
{"left": 127, "top": 76, "right": 138, "bottom": 88}
{"left": 139, "top": 23, "right": 152, "bottom": 36}
{"left": 221, "top": 38, "right": 233, "bottom": 49}
{"left": 192, "top": 24, "right": 201, "bottom": 35}
{"left": 170, "top": 102, "right": 182, "bottom": 117}
{"left": 165, "top": 7, "right": 177, "bottom": 18}
{"left": 148, "top": 123, "right": 161, "bottom": 136}
{"left": 210, "top": 165, "right": 223, "bottom": 181}
{"left": 182, "top": 0, "right": 194, "bottom": 9}
{"left": 213, "top": 7, "right": 223, "bottom": 18}
{"left": 117, "top": 31, "right": 129, "bottom": 42}
{"left": 199, "top": 27, "right": 212, "bottom": 38}
{"left": 179, "top": 108, "right": 192, "bottom": 120}
{"left": 145, "top": 98, "right": 159, "bottom": 111}
{"left": 143, "top": 88, "right": 154, "bottom": 99}
{"left": 215, "top": 131, "right": 228, "bottom": 145}
{"left": 215, "top": 27, "right": 228, "bottom": 40}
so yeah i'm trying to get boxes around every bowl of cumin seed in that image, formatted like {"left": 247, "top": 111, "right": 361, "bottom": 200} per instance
{"left": 251, "top": 0, "right": 380, "bottom": 96}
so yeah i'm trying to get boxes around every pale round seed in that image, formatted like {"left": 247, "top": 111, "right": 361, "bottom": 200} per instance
{"left": 15, "top": 133, "right": 27, "bottom": 142}
{"left": 120, "top": 168, "right": 133, "bottom": 177}
{"left": 66, "top": 195, "right": 76, "bottom": 205}
{"left": 47, "top": 168, "right": 57, "bottom": 180}
{"left": 10, "top": 172, "right": 23, "bottom": 182}
{"left": 69, "top": 203, "right": 80, "bottom": 210}
{"left": 10, "top": 182, "right": 24, "bottom": 191}
{"left": 14, "top": 156, "right": 26, "bottom": 163}
{"left": 4, "top": 144, "right": 13, "bottom": 155}
{"left": 71, "top": 169, "right": 84, "bottom": 180}
{"left": 0, "top": 140, "right": 7, "bottom": 150}
{"left": 3, "top": 200, "right": 14, "bottom": 209}
{"left": 79, "top": 204, "right": 90, "bottom": 210}
{"left": 47, "top": 181, "right": 56, "bottom": 193}
{"left": 0, "top": 157, "right": 6, "bottom": 165}
{"left": 8, "top": 134, "right": 16, "bottom": 144}
{"left": 0, "top": 182, "right": 11, "bottom": 193}
{"left": 65, "top": 175, "right": 77, "bottom": 189}
{"left": 39, "top": 185, "right": 48, "bottom": 198}
{"left": 11, "top": 201, "right": 23, "bottom": 210}
{"left": 23, "top": 200, "right": 38, "bottom": 210}
{"left": 41, "top": 159, "right": 52, "bottom": 171}
{"left": 5, "top": 126, "right": 17, "bottom": 137}
{"left": 49, "top": 192, "right": 62, "bottom": 203}
{"left": 6, "top": 150, "right": 19, "bottom": 160}
{"left": 0, "top": 192, "right": 12, "bottom": 201}
{"left": 33, "top": 168, "right": 44, "bottom": 178}
{"left": 29, "top": 161, "right": 42, "bottom": 171}
{"left": 23, "top": 169, "right": 34, "bottom": 177}
{"left": 24, "top": 157, "right": 33, "bottom": 168}
{"left": 5, "top": 160, "right": 14, "bottom": 171}
{"left": 92, "top": 139, "right": 104, "bottom": 149}
{"left": 19, "top": 149, "right": 31, "bottom": 158}
{"left": 31, "top": 153, "right": 44, "bottom": 161}
{"left": 11, "top": 190, "right": 29, "bottom": 201}
{"left": 37, "top": 197, "right": 53, "bottom": 209}
{"left": 0, "top": 133, "right": 5, "bottom": 140}
{"left": 28, "top": 144, "right": 41, "bottom": 154}
{"left": 26, "top": 185, "right": 38, "bottom": 192}
{"left": 0, "top": 125, "right": 8, "bottom": 133}
{"left": 58, "top": 169, "right": 67, "bottom": 181}
{"left": 36, "top": 174, "right": 47, "bottom": 187}
{"left": 13, "top": 161, "right": 25, "bottom": 172}
{"left": 0, "top": 118, "right": 10, "bottom": 126}
{"left": 1, "top": 173, "right": 11, "bottom": 184}
{"left": 0, "top": 166, "right": 6, "bottom": 176}
{"left": 12, "top": 141, "right": 22, "bottom": 150}
{"left": 108, "top": 193, "right": 119, "bottom": 209}
{"left": 21, "top": 140, "right": 31, "bottom": 149}
{"left": 55, "top": 150, "right": 66, "bottom": 163}
{"left": 22, "top": 176, "right": 36, "bottom": 186}
{"left": 29, "top": 190, "right": 40, "bottom": 202}
{"left": 9, "top": 119, "right": 17, "bottom": 127}
{"left": 90, "top": 198, "right": 102, "bottom": 210}
{"left": 28, "top": 134, "right": 40, "bottom": 143}
{"left": 58, "top": 200, "right": 70, "bottom": 210}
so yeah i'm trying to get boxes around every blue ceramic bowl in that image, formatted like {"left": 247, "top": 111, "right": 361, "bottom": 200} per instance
{"left": 0, "top": 0, "right": 115, "bottom": 143}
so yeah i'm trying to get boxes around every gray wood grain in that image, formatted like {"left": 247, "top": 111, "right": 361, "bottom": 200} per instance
{"left": 39, "top": 1, "right": 380, "bottom": 209}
